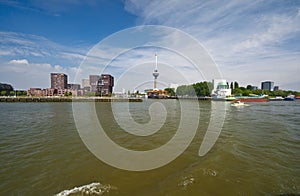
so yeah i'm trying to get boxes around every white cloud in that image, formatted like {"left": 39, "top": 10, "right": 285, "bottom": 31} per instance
{"left": 0, "top": 31, "right": 87, "bottom": 66}
{"left": 0, "top": 59, "right": 80, "bottom": 89}
{"left": 234, "top": 14, "right": 300, "bottom": 52}
{"left": 124, "top": 0, "right": 300, "bottom": 90}
{"left": 9, "top": 59, "right": 29, "bottom": 65}
{"left": 0, "top": 32, "right": 89, "bottom": 89}
{"left": 1, "top": 1, "right": 299, "bottom": 91}
{"left": 75, "top": 26, "right": 222, "bottom": 93}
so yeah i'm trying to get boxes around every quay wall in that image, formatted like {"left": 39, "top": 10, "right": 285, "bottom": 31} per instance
{"left": 0, "top": 97, "right": 143, "bottom": 102}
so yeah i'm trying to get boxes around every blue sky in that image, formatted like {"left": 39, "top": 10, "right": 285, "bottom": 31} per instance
{"left": 0, "top": 0, "right": 299, "bottom": 91}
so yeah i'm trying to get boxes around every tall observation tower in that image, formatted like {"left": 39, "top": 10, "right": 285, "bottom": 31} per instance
{"left": 152, "top": 53, "right": 159, "bottom": 89}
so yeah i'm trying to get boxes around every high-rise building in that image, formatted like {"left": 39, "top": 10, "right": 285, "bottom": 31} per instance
{"left": 51, "top": 73, "right": 68, "bottom": 89}
{"left": 89, "top": 75, "right": 100, "bottom": 92}
{"left": 98, "top": 74, "right": 114, "bottom": 96}
{"left": 261, "top": 81, "right": 274, "bottom": 91}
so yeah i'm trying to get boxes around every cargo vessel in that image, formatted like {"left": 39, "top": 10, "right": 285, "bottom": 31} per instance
{"left": 231, "top": 95, "right": 269, "bottom": 102}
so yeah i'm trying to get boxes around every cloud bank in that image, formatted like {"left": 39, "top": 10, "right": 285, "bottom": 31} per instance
{"left": 124, "top": 0, "right": 300, "bottom": 90}
{"left": 0, "top": 1, "right": 299, "bottom": 91}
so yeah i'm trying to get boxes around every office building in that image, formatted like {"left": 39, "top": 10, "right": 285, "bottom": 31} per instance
{"left": 89, "top": 75, "right": 100, "bottom": 92}
{"left": 98, "top": 74, "right": 114, "bottom": 96}
{"left": 51, "top": 73, "right": 68, "bottom": 89}
{"left": 261, "top": 81, "right": 274, "bottom": 91}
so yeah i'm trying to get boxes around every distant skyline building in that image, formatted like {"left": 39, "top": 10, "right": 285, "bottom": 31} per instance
{"left": 67, "top": 83, "right": 81, "bottom": 90}
{"left": 261, "top": 81, "right": 274, "bottom": 91}
{"left": 97, "top": 74, "right": 114, "bottom": 96}
{"left": 89, "top": 75, "right": 100, "bottom": 92}
{"left": 251, "top": 86, "right": 258, "bottom": 90}
{"left": 82, "top": 79, "right": 90, "bottom": 88}
{"left": 152, "top": 53, "right": 159, "bottom": 89}
{"left": 51, "top": 73, "right": 67, "bottom": 89}
{"left": 273, "top": 86, "right": 279, "bottom": 91}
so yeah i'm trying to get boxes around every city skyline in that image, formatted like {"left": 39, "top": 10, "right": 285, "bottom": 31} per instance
{"left": 0, "top": 1, "right": 299, "bottom": 91}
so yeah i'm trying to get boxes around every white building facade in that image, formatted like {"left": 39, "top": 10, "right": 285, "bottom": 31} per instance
{"left": 211, "top": 79, "right": 231, "bottom": 99}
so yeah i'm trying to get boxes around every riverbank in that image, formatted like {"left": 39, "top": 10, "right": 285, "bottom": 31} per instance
{"left": 0, "top": 97, "right": 143, "bottom": 102}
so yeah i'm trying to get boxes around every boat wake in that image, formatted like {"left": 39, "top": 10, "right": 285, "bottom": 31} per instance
{"left": 55, "top": 182, "right": 115, "bottom": 196}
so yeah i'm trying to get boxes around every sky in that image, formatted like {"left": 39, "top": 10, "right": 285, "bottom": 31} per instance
{"left": 0, "top": 0, "right": 299, "bottom": 91}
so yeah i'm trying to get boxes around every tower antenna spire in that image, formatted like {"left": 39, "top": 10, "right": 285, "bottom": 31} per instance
{"left": 155, "top": 52, "right": 158, "bottom": 70}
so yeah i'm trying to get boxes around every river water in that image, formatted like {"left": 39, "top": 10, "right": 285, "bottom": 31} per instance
{"left": 0, "top": 100, "right": 299, "bottom": 195}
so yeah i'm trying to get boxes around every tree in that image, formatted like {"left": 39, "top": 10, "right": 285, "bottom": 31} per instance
{"left": 10, "top": 91, "right": 15, "bottom": 96}
{"left": 176, "top": 85, "right": 187, "bottom": 96}
{"left": 242, "top": 89, "right": 251, "bottom": 96}
{"left": 193, "top": 81, "right": 213, "bottom": 96}
{"left": 233, "top": 88, "right": 242, "bottom": 96}
{"left": 64, "top": 92, "right": 72, "bottom": 97}
{"left": 0, "top": 83, "right": 13, "bottom": 92}
{"left": 176, "top": 81, "right": 212, "bottom": 97}
{"left": 230, "top": 82, "right": 233, "bottom": 89}
{"left": 165, "top": 88, "right": 176, "bottom": 96}
{"left": 239, "top": 87, "right": 246, "bottom": 91}
{"left": 246, "top": 85, "right": 252, "bottom": 90}
{"left": 1, "top": 91, "right": 7, "bottom": 96}
{"left": 252, "top": 89, "right": 262, "bottom": 95}
{"left": 234, "top": 81, "right": 239, "bottom": 89}
{"left": 86, "top": 92, "right": 95, "bottom": 97}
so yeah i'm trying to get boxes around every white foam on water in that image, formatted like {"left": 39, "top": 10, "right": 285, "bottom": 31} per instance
{"left": 203, "top": 168, "right": 217, "bottom": 177}
{"left": 178, "top": 176, "right": 195, "bottom": 189}
{"left": 55, "top": 182, "right": 115, "bottom": 196}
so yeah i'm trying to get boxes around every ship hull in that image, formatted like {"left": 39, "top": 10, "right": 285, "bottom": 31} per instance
{"left": 235, "top": 98, "right": 269, "bottom": 102}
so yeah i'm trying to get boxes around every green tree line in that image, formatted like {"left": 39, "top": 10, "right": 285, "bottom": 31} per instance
{"left": 167, "top": 81, "right": 300, "bottom": 97}
{"left": 231, "top": 82, "right": 300, "bottom": 97}
{"left": 1, "top": 90, "right": 27, "bottom": 96}
{"left": 175, "top": 81, "right": 213, "bottom": 97}
{"left": 1, "top": 82, "right": 28, "bottom": 96}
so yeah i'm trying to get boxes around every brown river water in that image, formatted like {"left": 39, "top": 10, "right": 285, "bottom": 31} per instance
{"left": 0, "top": 100, "right": 299, "bottom": 195}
